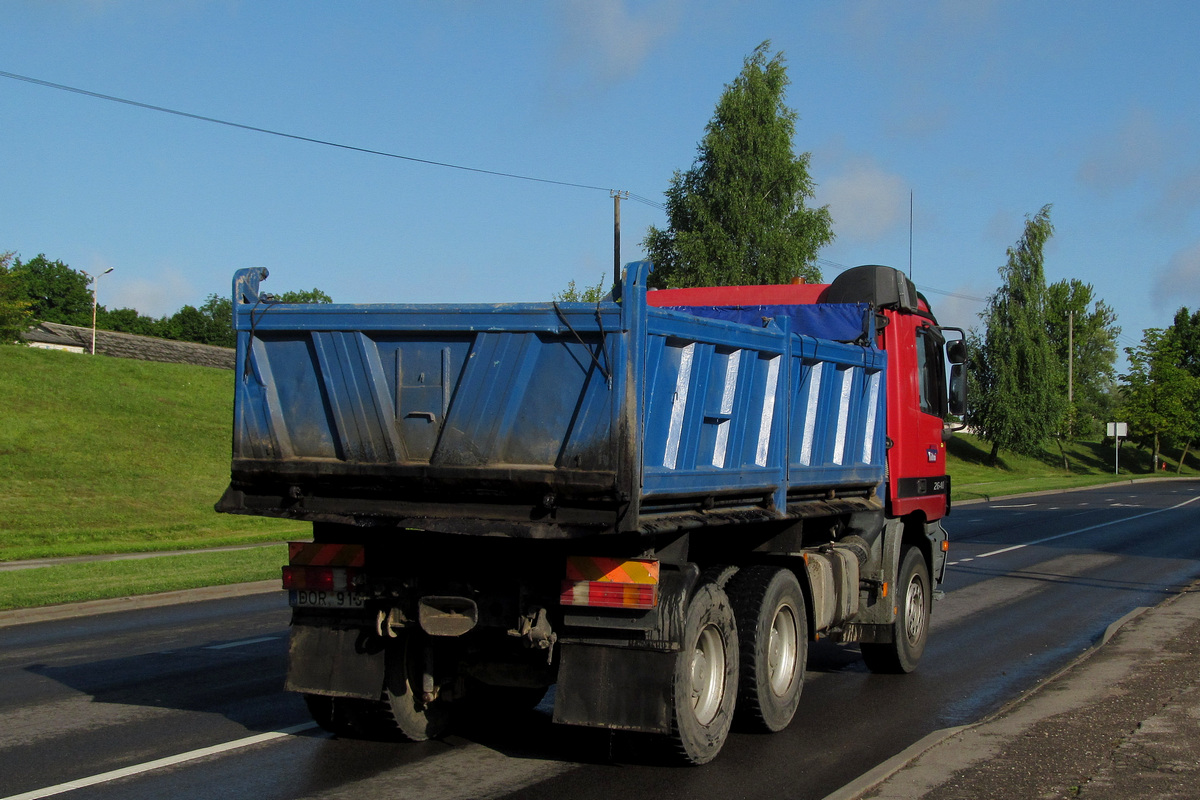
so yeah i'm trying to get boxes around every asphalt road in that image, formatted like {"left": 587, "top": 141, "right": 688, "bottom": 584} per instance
{"left": 2, "top": 479, "right": 1198, "bottom": 800}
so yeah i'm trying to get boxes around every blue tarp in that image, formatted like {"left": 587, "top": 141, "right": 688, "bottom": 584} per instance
{"left": 661, "top": 303, "right": 871, "bottom": 343}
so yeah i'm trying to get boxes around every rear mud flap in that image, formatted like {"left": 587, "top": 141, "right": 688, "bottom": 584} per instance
{"left": 553, "top": 642, "right": 675, "bottom": 734}
{"left": 285, "top": 615, "right": 385, "bottom": 700}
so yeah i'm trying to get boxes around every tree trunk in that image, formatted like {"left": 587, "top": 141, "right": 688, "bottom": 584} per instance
{"left": 1178, "top": 441, "right": 1192, "bottom": 475}
{"left": 1056, "top": 437, "right": 1070, "bottom": 472}
{"left": 988, "top": 440, "right": 1000, "bottom": 467}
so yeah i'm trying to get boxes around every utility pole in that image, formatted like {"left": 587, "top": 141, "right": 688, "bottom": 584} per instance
{"left": 612, "top": 190, "right": 628, "bottom": 288}
{"left": 82, "top": 267, "right": 114, "bottom": 355}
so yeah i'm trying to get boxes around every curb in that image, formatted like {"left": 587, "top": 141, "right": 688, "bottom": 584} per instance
{"left": 821, "top": 596, "right": 1167, "bottom": 800}
{"left": 0, "top": 580, "right": 281, "bottom": 629}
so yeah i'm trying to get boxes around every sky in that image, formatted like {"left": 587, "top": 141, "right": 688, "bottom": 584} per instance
{"left": 3, "top": 1, "right": 1200, "bottom": 358}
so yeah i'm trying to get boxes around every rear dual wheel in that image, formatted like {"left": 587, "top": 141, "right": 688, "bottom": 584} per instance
{"left": 727, "top": 567, "right": 807, "bottom": 733}
{"left": 667, "top": 580, "right": 739, "bottom": 765}
{"left": 379, "top": 633, "right": 453, "bottom": 741}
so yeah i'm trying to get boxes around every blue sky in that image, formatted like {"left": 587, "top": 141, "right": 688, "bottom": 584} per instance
{"left": 3, "top": 1, "right": 1199, "bottom": 356}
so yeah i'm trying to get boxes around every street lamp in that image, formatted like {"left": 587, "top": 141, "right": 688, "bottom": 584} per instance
{"left": 84, "top": 267, "right": 114, "bottom": 355}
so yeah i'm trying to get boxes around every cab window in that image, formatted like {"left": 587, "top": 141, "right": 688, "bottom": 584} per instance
{"left": 915, "top": 327, "right": 947, "bottom": 417}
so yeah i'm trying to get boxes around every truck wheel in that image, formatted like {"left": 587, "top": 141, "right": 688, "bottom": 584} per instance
{"left": 667, "top": 580, "right": 738, "bottom": 765}
{"left": 303, "top": 693, "right": 357, "bottom": 736}
{"left": 726, "top": 566, "right": 807, "bottom": 732}
{"left": 862, "top": 546, "right": 930, "bottom": 674}
{"left": 380, "top": 635, "right": 452, "bottom": 741}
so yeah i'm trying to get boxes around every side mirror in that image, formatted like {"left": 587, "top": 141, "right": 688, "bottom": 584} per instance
{"left": 946, "top": 339, "right": 967, "bottom": 365}
{"left": 949, "top": 363, "right": 967, "bottom": 418}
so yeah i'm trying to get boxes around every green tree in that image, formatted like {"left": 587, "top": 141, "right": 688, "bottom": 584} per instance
{"left": 1121, "top": 327, "right": 1199, "bottom": 471}
{"left": 277, "top": 288, "right": 333, "bottom": 304}
{"left": 968, "top": 205, "right": 1062, "bottom": 465}
{"left": 643, "top": 41, "right": 834, "bottom": 289}
{"left": 97, "top": 306, "right": 162, "bottom": 337}
{"left": 1045, "top": 279, "right": 1120, "bottom": 438}
{"left": 10, "top": 254, "right": 93, "bottom": 325}
{"left": 0, "top": 251, "right": 33, "bottom": 345}
{"left": 196, "top": 293, "right": 236, "bottom": 348}
{"left": 554, "top": 275, "right": 608, "bottom": 302}
{"left": 1161, "top": 307, "right": 1200, "bottom": 469}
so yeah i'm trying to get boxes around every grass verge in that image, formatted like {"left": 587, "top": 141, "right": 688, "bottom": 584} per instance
{"left": 948, "top": 433, "right": 1200, "bottom": 502}
{"left": 0, "top": 346, "right": 306, "bottom": 561}
{"left": 0, "top": 545, "right": 287, "bottom": 611}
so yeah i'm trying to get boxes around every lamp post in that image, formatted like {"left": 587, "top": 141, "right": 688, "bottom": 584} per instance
{"left": 85, "top": 267, "right": 114, "bottom": 355}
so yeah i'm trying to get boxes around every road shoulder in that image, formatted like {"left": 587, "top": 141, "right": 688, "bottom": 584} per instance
{"left": 829, "top": 580, "right": 1200, "bottom": 800}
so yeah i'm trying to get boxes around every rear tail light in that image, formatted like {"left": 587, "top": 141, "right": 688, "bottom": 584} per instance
{"left": 560, "top": 556, "right": 659, "bottom": 610}
{"left": 283, "top": 542, "right": 366, "bottom": 591}
{"left": 281, "top": 565, "right": 362, "bottom": 591}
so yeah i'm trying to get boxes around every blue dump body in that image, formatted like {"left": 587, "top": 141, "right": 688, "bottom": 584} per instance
{"left": 219, "top": 262, "right": 886, "bottom": 537}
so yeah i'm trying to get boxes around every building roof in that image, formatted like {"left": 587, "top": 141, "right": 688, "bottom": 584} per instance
{"left": 23, "top": 322, "right": 235, "bottom": 370}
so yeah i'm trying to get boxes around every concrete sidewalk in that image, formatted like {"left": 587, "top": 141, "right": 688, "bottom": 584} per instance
{"left": 831, "top": 580, "right": 1200, "bottom": 800}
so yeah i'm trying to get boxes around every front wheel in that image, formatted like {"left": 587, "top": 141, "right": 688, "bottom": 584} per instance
{"left": 666, "top": 580, "right": 739, "bottom": 765}
{"left": 862, "top": 546, "right": 931, "bottom": 674}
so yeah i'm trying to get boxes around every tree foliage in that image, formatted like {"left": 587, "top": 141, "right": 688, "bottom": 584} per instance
{"left": 3, "top": 249, "right": 333, "bottom": 348}
{"left": 553, "top": 275, "right": 608, "bottom": 303}
{"left": 643, "top": 41, "right": 834, "bottom": 289}
{"left": 276, "top": 288, "right": 333, "bottom": 304}
{"left": 1120, "top": 327, "right": 1200, "bottom": 469}
{"left": 9, "top": 254, "right": 93, "bottom": 325}
{"left": 967, "top": 205, "right": 1062, "bottom": 463}
{"left": 1044, "top": 278, "right": 1120, "bottom": 438}
{"left": 0, "top": 251, "right": 33, "bottom": 345}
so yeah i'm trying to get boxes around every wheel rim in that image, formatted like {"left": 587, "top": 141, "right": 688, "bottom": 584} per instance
{"left": 904, "top": 573, "right": 926, "bottom": 645}
{"left": 690, "top": 623, "right": 726, "bottom": 725}
{"left": 767, "top": 603, "right": 799, "bottom": 697}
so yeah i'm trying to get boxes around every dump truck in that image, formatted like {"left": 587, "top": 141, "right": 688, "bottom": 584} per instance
{"left": 217, "top": 261, "right": 966, "bottom": 764}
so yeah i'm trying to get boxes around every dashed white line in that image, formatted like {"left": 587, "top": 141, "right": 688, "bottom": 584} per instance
{"left": 203, "top": 636, "right": 281, "bottom": 650}
{"left": 948, "top": 495, "right": 1200, "bottom": 566}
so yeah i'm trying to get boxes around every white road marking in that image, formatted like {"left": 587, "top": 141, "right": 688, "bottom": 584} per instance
{"left": 0, "top": 722, "right": 318, "bottom": 800}
{"left": 203, "top": 636, "right": 281, "bottom": 650}
{"left": 952, "top": 495, "right": 1200, "bottom": 565}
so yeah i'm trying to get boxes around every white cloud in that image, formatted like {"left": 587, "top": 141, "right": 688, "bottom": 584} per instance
{"left": 1076, "top": 107, "right": 1169, "bottom": 195}
{"left": 820, "top": 158, "right": 908, "bottom": 242}
{"left": 1153, "top": 242, "right": 1200, "bottom": 311}
{"left": 552, "top": 0, "right": 681, "bottom": 90}
{"left": 110, "top": 267, "right": 196, "bottom": 318}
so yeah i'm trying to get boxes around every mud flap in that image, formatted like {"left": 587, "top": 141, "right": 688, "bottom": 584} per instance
{"left": 553, "top": 642, "right": 676, "bottom": 734}
{"left": 285, "top": 614, "right": 385, "bottom": 700}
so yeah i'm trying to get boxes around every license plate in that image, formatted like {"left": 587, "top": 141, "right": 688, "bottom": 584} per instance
{"left": 289, "top": 589, "right": 367, "bottom": 609}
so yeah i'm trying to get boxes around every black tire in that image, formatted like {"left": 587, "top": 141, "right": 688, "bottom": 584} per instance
{"left": 378, "top": 634, "right": 453, "bottom": 741}
{"left": 303, "top": 693, "right": 377, "bottom": 737}
{"left": 666, "top": 580, "right": 739, "bottom": 765}
{"left": 726, "top": 566, "right": 807, "bottom": 732}
{"left": 862, "top": 546, "right": 931, "bottom": 674}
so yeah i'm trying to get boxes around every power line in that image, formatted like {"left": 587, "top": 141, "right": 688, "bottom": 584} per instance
{"left": 0, "top": 68, "right": 666, "bottom": 209}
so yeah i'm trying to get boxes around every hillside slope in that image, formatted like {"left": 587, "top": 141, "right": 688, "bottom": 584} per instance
{"left": 0, "top": 346, "right": 302, "bottom": 560}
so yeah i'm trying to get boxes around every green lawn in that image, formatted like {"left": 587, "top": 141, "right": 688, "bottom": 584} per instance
{"left": 0, "top": 545, "right": 287, "bottom": 611}
{"left": 948, "top": 432, "right": 1198, "bottom": 502}
{"left": 0, "top": 346, "right": 305, "bottom": 562}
